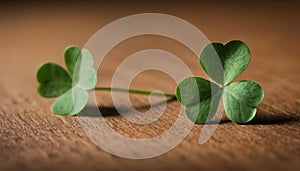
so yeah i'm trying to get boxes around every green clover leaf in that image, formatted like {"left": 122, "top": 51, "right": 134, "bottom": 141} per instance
{"left": 176, "top": 77, "right": 222, "bottom": 124}
{"left": 176, "top": 40, "right": 264, "bottom": 124}
{"left": 223, "top": 80, "right": 264, "bottom": 123}
{"left": 37, "top": 46, "right": 97, "bottom": 115}
{"left": 200, "top": 40, "right": 251, "bottom": 85}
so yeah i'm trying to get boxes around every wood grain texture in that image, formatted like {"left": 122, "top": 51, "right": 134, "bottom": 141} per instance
{"left": 0, "top": 1, "right": 299, "bottom": 171}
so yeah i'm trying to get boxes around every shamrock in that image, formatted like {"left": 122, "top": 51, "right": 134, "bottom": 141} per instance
{"left": 176, "top": 40, "right": 264, "bottom": 124}
{"left": 37, "top": 46, "right": 97, "bottom": 115}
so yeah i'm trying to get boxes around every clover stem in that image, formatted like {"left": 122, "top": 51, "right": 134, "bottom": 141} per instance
{"left": 94, "top": 87, "right": 176, "bottom": 98}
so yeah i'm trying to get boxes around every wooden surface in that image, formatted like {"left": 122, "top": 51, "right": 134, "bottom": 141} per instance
{"left": 0, "top": 1, "right": 299, "bottom": 171}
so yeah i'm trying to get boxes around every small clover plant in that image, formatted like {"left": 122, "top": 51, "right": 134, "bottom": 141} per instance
{"left": 176, "top": 40, "right": 264, "bottom": 123}
{"left": 37, "top": 46, "right": 97, "bottom": 115}
{"left": 37, "top": 40, "right": 264, "bottom": 124}
{"left": 37, "top": 46, "right": 174, "bottom": 115}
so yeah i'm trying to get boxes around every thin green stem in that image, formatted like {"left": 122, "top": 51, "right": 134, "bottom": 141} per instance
{"left": 94, "top": 87, "right": 176, "bottom": 98}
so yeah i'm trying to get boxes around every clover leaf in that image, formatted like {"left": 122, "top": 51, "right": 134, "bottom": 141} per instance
{"left": 176, "top": 40, "right": 264, "bottom": 124}
{"left": 37, "top": 46, "right": 97, "bottom": 115}
{"left": 223, "top": 80, "right": 264, "bottom": 123}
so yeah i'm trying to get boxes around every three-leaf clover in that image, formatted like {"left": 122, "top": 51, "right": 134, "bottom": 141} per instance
{"left": 176, "top": 40, "right": 264, "bottom": 124}
{"left": 37, "top": 46, "right": 97, "bottom": 115}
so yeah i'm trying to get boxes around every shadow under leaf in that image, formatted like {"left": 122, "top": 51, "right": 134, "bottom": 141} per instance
{"left": 80, "top": 101, "right": 299, "bottom": 126}
{"left": 247, "top": 109, "right": 300, "bottom": 125}
{"left": 80, "top": 97, "right": 177, "bottom": 117}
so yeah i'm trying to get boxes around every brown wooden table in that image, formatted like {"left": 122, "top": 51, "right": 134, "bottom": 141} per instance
{"left": 0, "top": 1, "right": 299, "bottom": 171}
